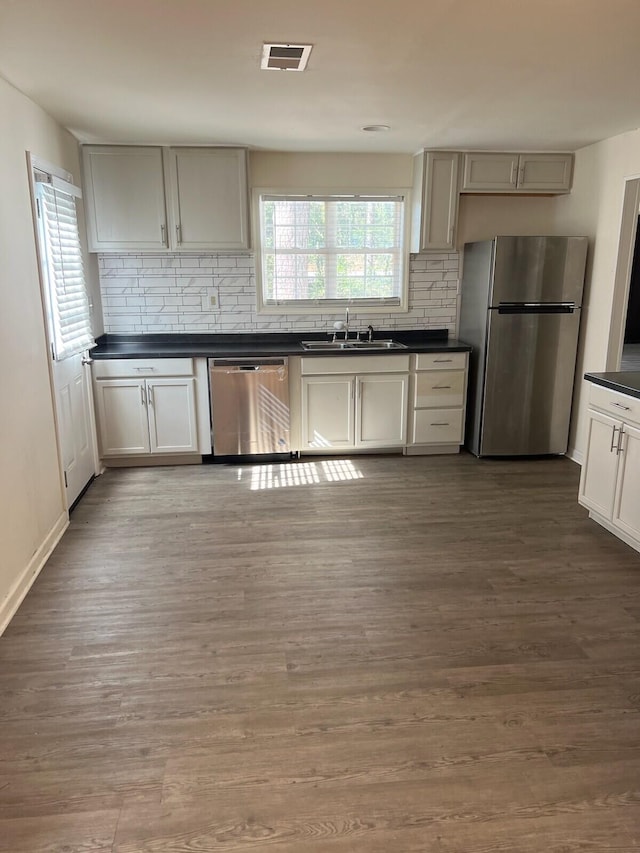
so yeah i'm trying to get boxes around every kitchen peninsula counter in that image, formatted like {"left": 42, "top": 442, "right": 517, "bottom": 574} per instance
{"left": 584, "top": 371, "right": 640, "bottom": 400}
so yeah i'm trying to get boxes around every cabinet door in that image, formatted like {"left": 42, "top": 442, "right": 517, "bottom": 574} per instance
{"left": 94, "top": 379, "right": 151, "bottom": 456}
{"left": 301, "top": 376, "right": 355, "bottom": 449}
{"left": 147, "top": 378, "right": 198, "bottom": 453}
{"left": 461, "top": 153, "right": 519, "bottom": 191}
{"left": 517, "top": 153, "right": 573, "bottom": 192}
{"left": 578, "top": 410, "right": 620, "bottom": 519}
{"left": 356, "top": 374, "right": 408, "bottom": 447}
{"left": 82, "top": 146, "right": 167, "bottom": 251}
{"left": 413, "top": 151, "right": 459, "bottom": 251}
{"left": 612, "top": 423, "right": 640, "bottom": 540}
{"left": 166, "top": 148, "right": 249, "bottom": 250}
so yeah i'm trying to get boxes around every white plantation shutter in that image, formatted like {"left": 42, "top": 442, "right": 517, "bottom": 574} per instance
{"left": 36, "top": 181, "right": 94, "bottom": 360}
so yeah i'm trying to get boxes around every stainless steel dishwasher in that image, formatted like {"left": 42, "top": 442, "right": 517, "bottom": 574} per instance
{"left": 208, "top": 358, "right": 290, "bottom": 455}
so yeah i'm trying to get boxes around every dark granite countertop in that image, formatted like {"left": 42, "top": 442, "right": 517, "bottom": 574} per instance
{"left": 584, "top": 371, "right": 640, "bottom": 400}
{"left": 91, "top": 330, "right": 472, "bottom": 360}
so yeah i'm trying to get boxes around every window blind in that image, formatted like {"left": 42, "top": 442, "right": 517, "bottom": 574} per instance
{"left": 36, "top": 182, "right": 94, "bottom": 360}
{"left": 259, "top": 194, "right": 406, "bottom": 307}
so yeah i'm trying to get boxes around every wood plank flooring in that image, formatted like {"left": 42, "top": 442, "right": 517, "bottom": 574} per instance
{"left": 1, "top": 453, "right": 640, "bottom": 852}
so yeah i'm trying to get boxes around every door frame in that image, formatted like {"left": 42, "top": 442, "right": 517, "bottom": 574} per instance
{"left": 26, "top": 152, "right": 101, "bottom": 510}
{"left": 607, "top": 176, "right": 640, "bottom": 369}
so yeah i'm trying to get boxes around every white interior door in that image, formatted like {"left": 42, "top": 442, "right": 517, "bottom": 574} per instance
{"left": 52, "top": 352, "right": 97, "bottom": 506}
{"left": 32, "top": 161, "right": 98, "bottom": 509}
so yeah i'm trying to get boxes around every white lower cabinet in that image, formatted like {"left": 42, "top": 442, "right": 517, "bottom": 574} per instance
{"left": 301, "top": 375, "right": 355, "bottom": 449}
{"left": 93, "top": 357, "right": 209, "bottom": 459}
{"left": 95, "top": 377, "right": 197, "bottom": 455}
{"left": 146, "top": 378, "right": 198, "bottom": 453}
{"left": 301, "top": 373, "right": 408, "bottom": 450}
{"left": 357, "top": 374, "right": 408, "bottom": 447}
{"left": 300, "top": 355, "right": 409, "bottom": 451}
{"left": 407, "top": 352, "right": 468, "bottom": 454}
{"left": 94, "top": 379, "right": 153, "bottom": 455}
{"left": 579, "top": 383, "right": 640, "bottom": 552}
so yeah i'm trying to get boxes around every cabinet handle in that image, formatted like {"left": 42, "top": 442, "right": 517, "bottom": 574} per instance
{"left": 510, "top": 162, "right": 517, "bottom": 185}
{"left": 176, "top": 223, "right": 182, "bottom": 245}
{"left": 433, "top": 384, "right": 452, "bottom": 390}
{"left": 610, "top": 425, "right": 618, "bottom": 453}
{"left": 617, "top": 428, "right": 624, "bottom": 456}
{"left": 161, "top": 223, "right": 166, "bottom": 244}
{"left": 148, "top": 385, "right": 154, "bottom": 406}
{"left": 133, "top": 366, "right": 156, "bottom": 371}
{"left": 434, "top": 358, "right": 452, "bottom": 363}
{"left": 140, "top": 385, "right": 146, "bottom": 406}
{"left": 611, "top": 401, "right": 631, "bottom": 411}
{"left": 431, "top": 422, "right": 450, "bottom": 427}
{"left": 518, "top": 166, "right": 524, "bottom": 185}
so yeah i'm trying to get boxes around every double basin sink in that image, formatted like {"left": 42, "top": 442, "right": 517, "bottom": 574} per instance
{"left": 301, "top": 339, "right": 407, "bottom": 351}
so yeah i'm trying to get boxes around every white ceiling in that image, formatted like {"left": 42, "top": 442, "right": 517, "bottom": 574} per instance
{"left": 1, "top": 0, "right": 640, "bottom": 154}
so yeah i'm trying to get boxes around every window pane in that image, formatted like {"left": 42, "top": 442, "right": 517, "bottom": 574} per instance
{"left": 260, "top": 195, "right": 405, "bottom": 306}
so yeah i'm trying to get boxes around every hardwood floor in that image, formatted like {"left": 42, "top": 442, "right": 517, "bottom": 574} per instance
{"left": 1, "top": 453, "right": 640, "bottom": 852}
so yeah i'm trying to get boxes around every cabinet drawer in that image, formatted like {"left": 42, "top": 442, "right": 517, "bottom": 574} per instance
{"left": 412, "top": 408, "right": 464, "bottom": 445}
{"left": 301, "top": 354, "right": 410, "bottom": 375}
{"left": 414, "top": 370, "right": 465, "bottom": 408}
{"left": 589, "top": 383, "right": 640, "bottom": 427}
{"left": 93, "top": 358, "right": 194, "bottom": 379}
{"left": 415, "top": 352, "right": 467, "bottom": 371}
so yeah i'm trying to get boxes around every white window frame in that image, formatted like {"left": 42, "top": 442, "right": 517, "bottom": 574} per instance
{"left": 30, "top": 156, "right": 94, "bottom": 361}
{"left": 253, "top": 187, "right": 411, "bottom": 314}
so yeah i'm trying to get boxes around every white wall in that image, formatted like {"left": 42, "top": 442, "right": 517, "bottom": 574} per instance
{"left": 554, "top": 128, "right": 640, "bottom": 459}
{"left": 0, "top": 76, "right": 99, "bottom": 631}
{"left": 457, "top": 194, "right": 561, "bottom": 246}
{"left": 249, "top": 151, "right": 413, "bottom": 189}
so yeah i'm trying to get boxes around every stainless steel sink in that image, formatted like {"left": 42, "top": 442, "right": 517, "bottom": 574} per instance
{"left": 301, "top": 339, "right": 407, "bottom": 351}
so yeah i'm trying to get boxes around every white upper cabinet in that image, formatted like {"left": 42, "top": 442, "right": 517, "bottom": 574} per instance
{"left": 461, "top": 152, "right": 573, "bottom": 193}
{"left": 82, "top": 145, "right": 250, "bottom": 252}
{"left": 461, "top": 152, "right": 519, "bottom": 191}
{"left": 82, "top": 146, "right": 168, "bottom": 251}
{"left": 411, "top": 151, "right": 460, "bottom": 252}
{"left": 517, "top": 153, "right": 574, "bottom": 192}
{"left": 165, "top": 148, "right": 250, "bottom": 251}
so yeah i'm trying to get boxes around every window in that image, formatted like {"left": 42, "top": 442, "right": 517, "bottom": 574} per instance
{"left": 34, "top": 175, "right": 94, "bottom": 360}
{"left": 257, "top": 192, "right": 409, "bottom": 312}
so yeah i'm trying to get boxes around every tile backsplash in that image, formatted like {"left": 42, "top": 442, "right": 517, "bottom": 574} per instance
{"left": 98, "top": 252, "right": 459, "bottom": 335}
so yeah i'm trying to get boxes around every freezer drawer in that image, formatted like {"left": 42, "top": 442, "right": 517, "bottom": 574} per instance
{"left": 479, "top": 308, "right": 581, "bottom": 455}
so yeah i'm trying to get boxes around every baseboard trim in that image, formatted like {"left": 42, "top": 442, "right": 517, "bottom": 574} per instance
{"left": 0, "top": 512, "right": 68, "bottom": 636}
{"left": 566, "top": 445, "right": 583, "bottom": 465}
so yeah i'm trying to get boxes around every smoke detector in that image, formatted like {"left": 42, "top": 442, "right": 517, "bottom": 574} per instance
{"left": 261, "top": 43, "right": 313, "bottom": 71}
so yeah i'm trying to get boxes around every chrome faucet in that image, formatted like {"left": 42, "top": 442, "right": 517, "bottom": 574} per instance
{"left": 367, "top": 324, "right": 374, "bottom": 342}
{"left": 343, "top": 307, "right": 350, "bottom": 341}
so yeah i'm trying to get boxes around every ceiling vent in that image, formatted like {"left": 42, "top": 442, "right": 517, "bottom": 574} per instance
{"left": 261, "top": 43, "right": 312, "bottom": 72}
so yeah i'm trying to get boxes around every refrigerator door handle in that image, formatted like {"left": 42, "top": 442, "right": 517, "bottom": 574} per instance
{"left": 497, "top": 302, "right": 576, "bottom": 314}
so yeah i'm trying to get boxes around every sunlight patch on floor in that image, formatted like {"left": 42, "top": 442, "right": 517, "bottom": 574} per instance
{"left": 246, "top": 460, "right": 364, "bottom": 490}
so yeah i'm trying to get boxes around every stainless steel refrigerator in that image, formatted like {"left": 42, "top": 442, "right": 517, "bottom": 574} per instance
{"left": 459, "top": 236, "right": 588, "bottom": 457}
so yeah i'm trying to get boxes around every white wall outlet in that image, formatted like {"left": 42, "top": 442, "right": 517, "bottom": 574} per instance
{"left": 206, "top": 289, "right": 219, "bottom": 311}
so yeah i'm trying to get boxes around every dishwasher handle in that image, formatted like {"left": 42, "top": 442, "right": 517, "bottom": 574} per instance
{"left": 209, "top": 358, "right": 288, "bottom": 372}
